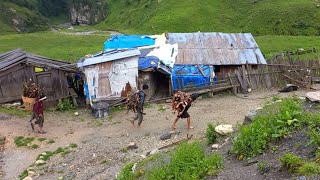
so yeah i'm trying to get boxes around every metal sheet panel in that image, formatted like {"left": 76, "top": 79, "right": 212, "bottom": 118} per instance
{"left": 168, "top": 32, "right": 266, "bottom": 65}
{"left": 84, "top": 56, "right": 138, "bottom": 102}
{"left": 78, "top": 49, "right": 141, "bottom": 67}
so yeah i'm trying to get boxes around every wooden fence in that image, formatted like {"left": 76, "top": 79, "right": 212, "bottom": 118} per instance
{"left": 183, "top": 52, "right": 320, "bottom": 94}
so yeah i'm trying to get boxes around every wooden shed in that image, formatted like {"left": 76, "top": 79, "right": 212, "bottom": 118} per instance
{"left": 0, "top": 49, "right": 79, "bottom": 106}
{"left": 77, "top": 49, "right": 141, "bottom": 105}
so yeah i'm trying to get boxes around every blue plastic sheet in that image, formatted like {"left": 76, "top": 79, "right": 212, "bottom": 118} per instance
{"left": 138, "top": 56, "right": 160, "bottom": 70}
{"left": 104, "top": 35, "right": 155, "bottom": 51}
{"left": 171, "top": 65, "right": 216, "bottom": 91}
{"left": 138, "top": 56, "right": 171, "bottom": 75}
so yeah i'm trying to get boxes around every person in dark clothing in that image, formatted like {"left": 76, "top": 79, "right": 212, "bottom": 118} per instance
{"left": 131, "top": 84, "right": 149, "bottom": 127}
{"left": 30, "top": 96, "right": 46, "bottom": 133}
{"left": 172, "top": 93, "right": 199, "bottom": 129}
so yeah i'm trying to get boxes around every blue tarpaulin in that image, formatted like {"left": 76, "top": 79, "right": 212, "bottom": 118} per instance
{"left": 139, "top": 56, "right": 171, "bottom": 75}
{"left": 171, "top": 65, "right": 216, "bottom": 91}
{"left": 104, "top": 35, "right": 155, "bottom": 51}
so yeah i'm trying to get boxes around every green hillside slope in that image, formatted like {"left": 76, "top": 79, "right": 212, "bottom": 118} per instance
{"left": 97, "top": 0, "right": 320, "bottom": 35}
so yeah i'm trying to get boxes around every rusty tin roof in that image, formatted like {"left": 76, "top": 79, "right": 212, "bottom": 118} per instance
{"left": 167, "top": 32, "right": 266, "bottom": 65}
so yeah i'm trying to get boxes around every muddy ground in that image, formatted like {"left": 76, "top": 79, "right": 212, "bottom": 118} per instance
{"left": 0, "top": 90, "right": 312, "bottom": 180}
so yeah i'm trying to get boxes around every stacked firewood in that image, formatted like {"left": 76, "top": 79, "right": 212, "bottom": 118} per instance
{"left": 23, "top": 80, "right": 41, "bottom": 98}
{"left": 126, "top": 91, "right": 139, "bottom": 113}
{"left": 171, "top": 91, "right": 189, "bottom": 114}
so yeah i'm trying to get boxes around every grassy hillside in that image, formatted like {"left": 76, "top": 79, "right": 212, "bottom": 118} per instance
{"left": 0, "top": 31, "right": 320, "bottom": 61}
{"left": 0, "top": 32, "right": 108, "bottom": 62}
{"left": 97, "top": 0, "right": 320, "bottom": 36}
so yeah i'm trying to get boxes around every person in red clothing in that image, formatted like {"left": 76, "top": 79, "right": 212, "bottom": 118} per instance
{"left": 29, "top": 96, "right": 46, "bottom": 133}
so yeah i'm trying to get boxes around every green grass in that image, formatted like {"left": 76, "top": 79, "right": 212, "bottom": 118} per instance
{"left": 232, "top": 97, "right": 303, "bottom": 159}
{"left": 117, "top": 142, "right": 224, "bottom": 180}
{"left": 255, "top": 36, "right": 320, "bottom": 59}
{"left": 280, "top": 153, "right": 320, "bottom": 176}
{"left": 97, "top": 0, "right": 320, "bottom": 36}
{"left": 257, "top": 161, "right": 268, "bottom": 174}
{"left": 47, "top": 139, "right": 55, "bottom": 144}
{"left": 0, "top": 107, "right": 30, "bottom": 118}
{"left": 0, "top": 31, "right": 108, "bottom": 62}
{"left": 14, "top": 136, "right": 35, "bottom": 147}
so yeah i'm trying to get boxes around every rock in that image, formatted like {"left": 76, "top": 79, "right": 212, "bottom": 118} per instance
{"left": 141, "top": 150, "right": 150, "bottom": 157}
{"left": 35, "top": 160, "right": 46, "bottom": 165}
{"left": 160, "top": 133, "right": 171, "bottom": 140}
{"left": 256, "top": 107, "right": 263, "bottom": 110}
{"left": 70, "top": 0, "right": 106, "bottom": 25}
{"left": 132, "top": 163, "right": 137, "bottom": 173}
{"left": 215, "top": 124, "right": 234, "bottom": 135}
{"left": 74, "top": 112, "right": 79, "bottom": 116}
{"left": 38, "top": 156, "right": 44, "bottom": 160}
{"left": 27, "top": 167, "right": 34, "bottom": 171}
{"left": 165, "top": 99, "right": 171, "bottom": 103}
{"left": 306, "top": 92, "right": 320, "bottom": 102}
{"left": 299, "top": 96, "right": 306, "bottom": 100}
{"left": 28, "top": 170, "right": 35, "bottom": 176}
{"left": 41, "top": 152, "right": 47, "bottom": 156}
{"left": 169, "top": 131, "right": 176, "bottom": 134}
{"left": 140, "top": 155, "right": 147, "bottom": 159}
{"left": 128, "top": 142, "right": 138, "bottom": 150}
{"left": 298, "top": 176, "right": 306, "bottom": 180}
{"left": 150, "top": 148, "right": 159, "bottom": 155}
{"left": 2, "top": 102, "right": 21, "bottom": 108}
{"left": 211, "top": 144, "right": 219, "bottom": 150}
{"left": 23, "top": 177, "right": 33, "bottom": 180}
{"left": 244, "top": 110, "right": 257, "bottom": 124}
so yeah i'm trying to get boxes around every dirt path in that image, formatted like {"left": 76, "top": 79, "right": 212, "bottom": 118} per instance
{"left": 0, "top": 90, "right": 309, "bottom": 180}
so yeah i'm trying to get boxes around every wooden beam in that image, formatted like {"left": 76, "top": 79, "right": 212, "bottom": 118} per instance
{"left": 196, "top": 64, "right": 207, "bottom": 77}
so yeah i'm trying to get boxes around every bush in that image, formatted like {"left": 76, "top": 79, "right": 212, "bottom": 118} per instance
{"left": 56, "top": 98, "right": 75, "bottom": 112}
{"left": 147, "top": 142, "right": 223, "bottom": 179}
{"left": 232, "top": 98, "right": 303, "bottom": 159}
{"left": 297, "top": 162, "right": 320, "bottom": 176}
{"left": 280, "top": 153, "right": 303, "bottom": 172}
{"left": 206, "top": 123, "right": 218, "bottom": 144}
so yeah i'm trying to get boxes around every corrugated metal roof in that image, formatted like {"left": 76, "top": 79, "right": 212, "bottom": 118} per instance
{"left": 0, "top": 49, "right": 78, "bottom": 72}
{"left": 167, "top": 32, "right": 267, "bottom": 65}
{"left": 78, "top": 49, "right": 141, "bottom": 67}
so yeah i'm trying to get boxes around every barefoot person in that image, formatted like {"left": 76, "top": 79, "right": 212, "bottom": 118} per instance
{"left": 172, "top": 93, "right": 199, "bottom": 129}
{"left": 30, "top": 95, "right": 46, "bottom": 133}
{"left": 131, "top": 84, "right": 149, "bottom": 127}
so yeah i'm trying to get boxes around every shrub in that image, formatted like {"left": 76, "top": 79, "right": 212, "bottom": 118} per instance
{"left": 56, "top": 99, "right": 75, "bottom": 112}
{"left": 280, "top": 153, "right": 303, "bottom": 172}
{"left": 206, "top": 123, "right": 218, "bottom": 145}
{"left": 297, "top": 162, "right": 320, "bottom": 176}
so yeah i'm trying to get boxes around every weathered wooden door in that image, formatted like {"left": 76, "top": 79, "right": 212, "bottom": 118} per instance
{"left": 36, "top": 71, "right": 55, "bottom": 99}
